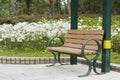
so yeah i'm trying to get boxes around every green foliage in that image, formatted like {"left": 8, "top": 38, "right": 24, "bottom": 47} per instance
{"left": 78, "top": 16, "right": 102, "bottom": 26}
{"left": 3, "top": 37, "right": 49, "bottom": 51}
{"left": 0, "top": 0, "right": 10, "bottom": 20}
{"left": 112, "top": 33, "right": 120, "bottom": 55}
{"left": 48, "top": 35, "right": 65, "bottom": 47}
{"left": 112, "top": 15, "right": 120, "bottom": 30}
{"left": 1, "top": 34, "right": 65, "bottom": 51}
{"left": 0, "top": 0, "right": 120, "bottom": 21}
{"left": 110, "top": 52, "right": 120, "bottom": 64}
{"left": 79, "top": 0, "right": 102, "bottom": 14}
{"left": 30, "top": 0, "right": 49, "bottom": 15}
{"left": 14, "top": 1, "right": 26, "bottom": 15}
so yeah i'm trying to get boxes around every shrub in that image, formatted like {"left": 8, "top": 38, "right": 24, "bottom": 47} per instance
{"left": 0, "top": 15, "right": 120, "bottom": 53}
{"left": 0, "top": 20, "right": 70, "bottom": 51}
{"left": 112, "top": 33, "right": 120, "bottom": 55}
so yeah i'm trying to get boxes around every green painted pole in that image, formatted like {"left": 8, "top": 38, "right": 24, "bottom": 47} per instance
{"left": 102, "top": 0, "right": 112, "bottom": 72}
{"left": 70, "top": 0, "right": 78, "bottom": 64}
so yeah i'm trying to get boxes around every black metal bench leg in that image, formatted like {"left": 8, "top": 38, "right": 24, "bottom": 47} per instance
{"left": 93, "top": 59, "right": 102, "bottom": 74}
{"left": 58, "top": 53, "right": 63, "bottom": 65}
{"left": 46, "top": 52, "right": 57, "bottom": 67}
{"left": 78, "top": 60, "right": 92, "bottom": 77}
{"left": 58, "top": 53, "right": 68, "bottom": 65}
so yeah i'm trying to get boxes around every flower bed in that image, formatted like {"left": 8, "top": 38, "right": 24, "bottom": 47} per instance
{"left": 0, "top": 20, "right": 70, "bottom": 50}
{"left": 0, "top": 16, "right": 120, "bottom": 52}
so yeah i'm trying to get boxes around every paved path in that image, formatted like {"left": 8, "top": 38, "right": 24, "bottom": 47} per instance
{"left": 0, "top": 64, "right": 120, "bottom": 80}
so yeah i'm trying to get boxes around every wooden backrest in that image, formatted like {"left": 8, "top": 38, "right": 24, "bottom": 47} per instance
{"left": 64, "top": 30, "right": 104, "bottom": 52}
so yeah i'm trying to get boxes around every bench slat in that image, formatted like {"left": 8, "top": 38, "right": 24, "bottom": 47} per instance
{"left": 67, "top": 30, "right": 104, "bottom": 35}
{"left": 66, "top": 34, "right": 103, "bottom": 40}
{"left": 64, "top": 43, "right": 98, "bottom": 50}
{"left": 65, "top": 38, "right": 102, "bottom": 45}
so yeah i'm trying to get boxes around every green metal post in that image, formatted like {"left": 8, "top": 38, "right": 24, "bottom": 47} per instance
{"left": 102, "top": 0, "right": 112, "bottom": 72}
{"left": 70, "top": 0, "right": 78, "bottom": 64}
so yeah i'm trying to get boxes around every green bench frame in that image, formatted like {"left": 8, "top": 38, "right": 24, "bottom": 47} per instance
{"left": 47, "top": 30, "right": 104, "bottom": 77}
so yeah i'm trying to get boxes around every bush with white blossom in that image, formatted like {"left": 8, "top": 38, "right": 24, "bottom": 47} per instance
{"left": 0, "top": 16, "right": 120, "bottom": 51}
{"left": 0, "top": 20, "right": 70, "bottom": 50}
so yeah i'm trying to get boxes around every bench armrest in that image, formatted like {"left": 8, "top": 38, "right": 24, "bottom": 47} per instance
{"left": 81, "top": 39, "right": 101, "bottom": 61}
{"left": 47, "top": 37, "right": 64, "bottom": 47}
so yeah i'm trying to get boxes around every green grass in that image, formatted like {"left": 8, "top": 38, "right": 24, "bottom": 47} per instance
{"left": 0, "top": 49, "right": 52, "bottom": 57}
{"left": 0, "top": 48, "right": 68, "bottom": 57}
{"left": 86, "top": 52, "right": 120, "bottom": 64}
{"left": 110, "top": 52, "right": 120, "bottom": 64}
{"left": 0, "top": 48, "right": 120, "bottom": 64}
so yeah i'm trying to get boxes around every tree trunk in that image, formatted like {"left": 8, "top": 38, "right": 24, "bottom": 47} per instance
{"left": 25, "top": 0, "right": 30, "bottom": 15}
{"left": 67, "top": 0, "right": 71, "bottom": 15}
{"left": 50, "top": 0, "right": 55, "bottom": 17}
{"left": 56, "top": 0, "right": 61, "bottom": 15}
{"left": 79, "top": 0, "right": 84, "bottom": 14}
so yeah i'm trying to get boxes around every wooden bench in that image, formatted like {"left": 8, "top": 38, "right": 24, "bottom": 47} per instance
{"left": 47, "top": 30, "right": 104, "bottom": 77}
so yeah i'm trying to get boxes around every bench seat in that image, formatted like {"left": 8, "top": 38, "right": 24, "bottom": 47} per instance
{"left": 47, "top": 47, "right": 97, "bottom": 55}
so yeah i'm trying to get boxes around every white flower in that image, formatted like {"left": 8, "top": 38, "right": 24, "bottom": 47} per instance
{"left": 112, "top": 30, "right": 118, "bottom": 36}
{"left": 117, "top": 28, "right": 120, "bottom": 32}
{"left": 0, "top": 20, "right": 70, "bottom": 42}
{"left": 11, "top": 38, "right": 16, "bottom": 42}
{"left": 98, "top": 17, "right": 102, "bottom": 22}
{"left": 0, "top": 39, "right": 3, "bottom": 41}
{"left": 79, "top": 19, "right": 83, "bottom": 23}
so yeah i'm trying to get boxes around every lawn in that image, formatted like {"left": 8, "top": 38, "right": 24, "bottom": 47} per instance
{"left": 0, "top": 49, "right": 52, "bottom": 57}
{"left": 0, "top": 48, "right": 120, "bottom": 64}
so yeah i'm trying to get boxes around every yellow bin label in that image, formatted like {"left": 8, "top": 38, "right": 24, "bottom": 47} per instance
{"left": 103, "top": 40, "right": 111, "bottom": 49}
